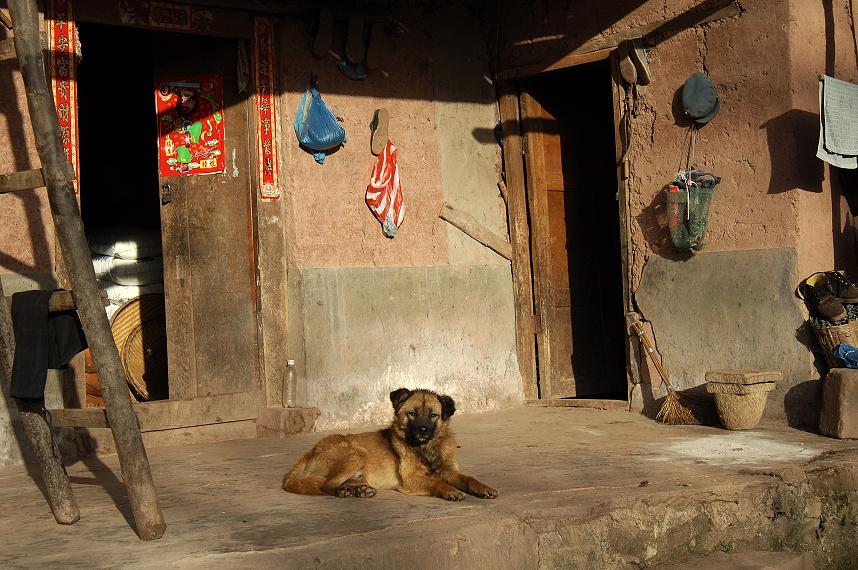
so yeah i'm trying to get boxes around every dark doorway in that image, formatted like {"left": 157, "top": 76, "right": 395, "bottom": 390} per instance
{"left": 521, "top": 59, "right": 627, "bottom": 400}
{"left": 77, "top": 22, "right": 168, "bottom": 402}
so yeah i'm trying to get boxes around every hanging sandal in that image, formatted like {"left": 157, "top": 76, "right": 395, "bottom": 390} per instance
{"left": 629, "top": 38, "right": 651, "bottom": 86}
{"left": 370, "top": 107, "right": 389, "bottom": 156}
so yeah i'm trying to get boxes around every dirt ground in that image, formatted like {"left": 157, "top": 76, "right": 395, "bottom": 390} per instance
{"left": 0, "top": 406, "right": 856, "bottom": 569}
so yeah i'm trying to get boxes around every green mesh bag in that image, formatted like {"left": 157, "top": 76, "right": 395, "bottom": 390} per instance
{"left": 665, "top": 187, "right": 715, "bottom": 251}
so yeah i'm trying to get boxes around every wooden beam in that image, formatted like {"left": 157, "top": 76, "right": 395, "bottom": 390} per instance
{"left": 439, "top": 201, "right": 513, "bottom": 261}
{"left": 4, "top": 290, "right": 111, "bottom": 313}
{"left": 0, "top": 168, "right": 45, "bottom": 193}
{"left": 0, "top": 33, "right": 48, "bottom": 63}
{"left": 496, "top": 1, "right": 741, "bottom": 80}
{"left": 498, "top": 48, "right": 612, "bottom": 81}
{"left": 0, "top": 37, "right": 14, "bottom": 62}
{"left": 0, "top": 9, "right": 12, "bottom": 30}
{"left": 9, "top": 0, "right": 165, "bottom": 541}
{"left": 47, "top": 408, "right": 110, "bottom": 428}
{"left": 48, "top": 289, "right": 110, "bottom": 312}
{"left": 498, "top": 83, "right": 538, "bottom": 400}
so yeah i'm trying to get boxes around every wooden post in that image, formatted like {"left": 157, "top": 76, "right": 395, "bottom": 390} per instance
{"left": 0, "top": 278, "right": 80, "bottom": 524}
{"left": 498, "top": 82, "right": 538, "bottom": 400}
{"left": 8, "top": 0, "right": 166, "bottom": 540}
{"left": 16, "top": 400, "right": 81, "bottom": 524}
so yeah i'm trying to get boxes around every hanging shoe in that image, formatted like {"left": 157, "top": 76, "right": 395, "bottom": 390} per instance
{"left": 617, "top": 41, "right": 637, "bottom": 85}
{"left": 629, "top": 38, "right": 652, "bottom": 86}
{"left": 313, "top": 9, "right": 332, "bottom": 59}
{"left": 370, "top": 108, "right": 389, "bottom": 156}
{"left": 366, "top": 22, "right": 390, "bottom": 71}
{"left": 337, "top": 60, "right": 368, "bottom": 81}
{"left": 824, "top": 271, "right": 858, "bottom": 303}
{"left": 346, "top": 14, "right": 366, "bottom": 64}
{"left": 798, "top": 273, "right": 847, "bottom": 321}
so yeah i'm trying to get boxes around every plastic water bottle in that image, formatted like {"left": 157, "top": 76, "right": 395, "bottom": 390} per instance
{"left": 284, "top": 360, "right": 297, "bottom": 407}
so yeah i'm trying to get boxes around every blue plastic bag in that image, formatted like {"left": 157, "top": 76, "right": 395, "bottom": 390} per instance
{"left": 293, "top": 74, "right": 346, "bottom": 164}
{"left": 834, "top": 343, "right": 858, "bottom": 368}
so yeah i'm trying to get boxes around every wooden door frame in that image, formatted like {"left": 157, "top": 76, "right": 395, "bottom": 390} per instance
{"left": 496, "top": 47, "right": 634, "bottom": 402}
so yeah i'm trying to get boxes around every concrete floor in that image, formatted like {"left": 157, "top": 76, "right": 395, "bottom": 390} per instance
{"left": 0, "top": 406, "right": 856, "bottom": 569}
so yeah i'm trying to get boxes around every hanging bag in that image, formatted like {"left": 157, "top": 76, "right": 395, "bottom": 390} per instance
{"left": 366, "top": 140, "right": 405, "bottom": 237}
{"left": 293, "top": 74, "right": 346, "bottom": 163}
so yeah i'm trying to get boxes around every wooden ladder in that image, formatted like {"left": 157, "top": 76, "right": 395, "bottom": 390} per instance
{"left": 0, "top": 0, "right": 166, "bottom": 540}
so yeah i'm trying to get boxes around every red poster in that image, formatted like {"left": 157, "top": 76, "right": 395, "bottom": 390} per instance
{"left": 155, "top": 74, "right": 225, "bottom": 176}
{"left": 49, "top": 0, "right": 79, "bottom": 193}
{"left": 253, "top": 17, "right": 280, "bottom": 199}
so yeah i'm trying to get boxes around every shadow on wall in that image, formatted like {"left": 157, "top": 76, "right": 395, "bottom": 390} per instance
{"left": 761, "top": 109, "right": 824, "bottom": 194}
{"left": 0, "top": 57, "right": 53, "bottom": 274}
{"left": 784, "top": 380, "right": 822, "bottom": 433}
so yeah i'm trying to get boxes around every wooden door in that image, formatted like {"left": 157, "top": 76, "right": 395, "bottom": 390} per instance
{"left": 520, "top": 90, "right": 603, "bottom": 399}
{"left": 153, "top": 33, "right": 261, "bottom": 412}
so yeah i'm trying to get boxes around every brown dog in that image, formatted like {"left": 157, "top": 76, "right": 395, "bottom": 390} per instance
{"left": 282, "top": 388, "right": 498, "bottom": 501}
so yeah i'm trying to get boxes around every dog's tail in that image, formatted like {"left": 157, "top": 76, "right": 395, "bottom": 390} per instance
{"left": 282, "top": 455, "right": 327, "bottom": 496}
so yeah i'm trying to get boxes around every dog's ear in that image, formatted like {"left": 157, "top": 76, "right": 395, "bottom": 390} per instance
{"left": 439, "top": 395, "right": 456, "bottom": 420}
{"left": 389, "top": 388, "right": 412, "bottom": 411}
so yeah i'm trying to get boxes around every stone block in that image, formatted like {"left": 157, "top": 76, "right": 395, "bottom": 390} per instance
{"left": 819, "top": 369, "right": 858, "bottom": 439}
{"left": 256, "top": 406, "right": 320, "bottom": 439}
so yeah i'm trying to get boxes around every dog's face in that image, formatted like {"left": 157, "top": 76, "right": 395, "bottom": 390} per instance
{"left": 389, "top": 388, "right": 456, "bottom": 446}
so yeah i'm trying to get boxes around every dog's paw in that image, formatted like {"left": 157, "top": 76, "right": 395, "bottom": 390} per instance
{"left": 441, "top": 488, "right": 466, "bottom": 501}
{"left": 469, "top": 483, "right": 499, "bottom": 499}
{"left": 336, "top": 483, "right": 377, "bottom": 498}
{"left": 353, "top": 484, "right": 377, "bottom": 498}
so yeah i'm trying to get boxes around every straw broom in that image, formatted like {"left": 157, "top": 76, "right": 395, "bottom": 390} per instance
{"left": 630, "top": 320, "right": 698, "bottom": 425}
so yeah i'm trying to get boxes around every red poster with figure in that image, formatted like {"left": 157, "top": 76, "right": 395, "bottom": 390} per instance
{"left": 155, "top": 74, "right": 225, "bottom": 176}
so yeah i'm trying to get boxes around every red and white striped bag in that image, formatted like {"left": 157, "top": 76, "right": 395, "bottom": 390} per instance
{"left": 366, "top": 140, "right": 404, "bottom": 237}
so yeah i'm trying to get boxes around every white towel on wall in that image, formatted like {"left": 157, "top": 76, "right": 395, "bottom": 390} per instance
{"left": 822, "top": 75, "right": 858, "bottom": 155}
{"left": 818, "top": 77, "right": 858, "bottom": 169}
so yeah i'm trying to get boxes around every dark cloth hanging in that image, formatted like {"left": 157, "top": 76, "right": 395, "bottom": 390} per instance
{"left": 10, "top": 290, "right": 88, "bottom": 400}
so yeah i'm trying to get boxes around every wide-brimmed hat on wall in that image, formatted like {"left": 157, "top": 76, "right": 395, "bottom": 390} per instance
{"left": 682, "top": 72, "right": 720, "bottom": 125}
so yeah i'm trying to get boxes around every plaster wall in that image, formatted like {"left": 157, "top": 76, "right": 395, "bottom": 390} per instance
{"left": 277, "top": 5, "right": 520, "bottom": 428}
{"left": 288, "top": 265, "right": 522, "bottom": 431}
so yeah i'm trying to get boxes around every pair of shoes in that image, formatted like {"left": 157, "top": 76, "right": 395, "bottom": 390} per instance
{"left": 617, "top": 39, "right": 652, "bottom": 86}
{"left": 798, "top": 271, "right": 858, "bottom": 322}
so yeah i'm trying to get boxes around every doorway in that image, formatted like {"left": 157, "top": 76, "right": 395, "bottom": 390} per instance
{"left": 77, "top": 22, "right": 168, "bottom": 401}
{"left": 520, "top": 59, "right": 627, "bottom": 400}
{"left": 75, "top": 22, "right": 262, "bottom": 417}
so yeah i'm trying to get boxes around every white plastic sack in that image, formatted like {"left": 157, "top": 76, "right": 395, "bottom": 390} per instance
{"left": 88, "top": 226, "right": 162, "bottom": 260}
{"left": 97, "top": 280, "right": 164, "bottom": 305}
{"left": 92, "top": 255, "right": 163, "bottom": 286}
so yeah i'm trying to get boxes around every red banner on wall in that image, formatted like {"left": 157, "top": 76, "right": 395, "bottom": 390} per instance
{"left": 253, "top": 17, "right": 280, "bottom": 200}
{"left": 155, "top": 74, "right": 226, "bottom": 176}
{"left": 49, "top": 0, "right": 79, "bottom": 193}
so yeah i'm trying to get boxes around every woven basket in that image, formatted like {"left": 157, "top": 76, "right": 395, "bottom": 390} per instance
{"left": 109, "top": 294, "right": 168, "bottom": 401}
{"left": 810, "top": 318, "right": 858, "bottom": 368}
